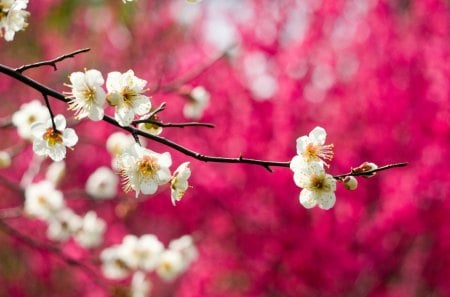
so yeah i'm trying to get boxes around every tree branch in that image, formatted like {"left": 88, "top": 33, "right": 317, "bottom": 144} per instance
{"left": 15, "top": 48, "right": 91, "bottom": 73}
{"left": 332, "top": 162, "right": 408, "bottom": 179}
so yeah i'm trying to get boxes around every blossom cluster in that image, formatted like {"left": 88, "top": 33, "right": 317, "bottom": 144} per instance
{"left": 0, "top": 0, "right": 29, "bottom": 41}
{"left": 24, "top": 180, "right": 106, "bottom": 248}
{"left": 101, "top": 234, "right": 197, "bottom": 294}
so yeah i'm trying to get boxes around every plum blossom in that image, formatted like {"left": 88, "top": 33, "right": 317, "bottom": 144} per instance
{"left": 100, "top": 245, "right": 132, "bottom": 279}
{"left": 12, "top": 100, "right": 50, "bottom": 140}
{"left": 24, "top": 180, "right": 65, "bottom": 220}
{"left": 138, "top": 117, "right": 163, "bottom": 136}
{"left": 106, "top": 131, "right": 135, "bottom": 157}
{"left": 117, "top": 143, "right": 172, "bottom": 197}
{"left": 156, "top": 249, "right": 185, "bottom": 282}
{"left": 168, "top": 235, "right": 198, "bottom": 272}
{"left": 46, "top": 208, "right": 81, "bottom": 242}
{"left": 292, "top": 126, "right": 333, "bottom": 167}
{"left": 0, "top": 0, "right": 29, "bottom": 41}
{"left": 66, "top": 69, "right": 106, "bottom": 121}
{"left": 30, "top": 114, "right": 78, "bottom": 161}
{"left": 85, "top": 166, "right": 118, "bottom": 199}
{"left": 118, "top": 234, "right": 165, "bottom": 271}
{"left": 106, "top": 70, "right": 151, "bottom": 126}
{"left": 182, "top": 86, "right": 210, "bottom": 119}
{"left": 170, "top": 162, "right": 191, "bottom": 205}
{"left": 74, "top": 211, "right": 106, "bottom": 248}
{"left": 292, "top": 162, "right": 337, "bottom": 210}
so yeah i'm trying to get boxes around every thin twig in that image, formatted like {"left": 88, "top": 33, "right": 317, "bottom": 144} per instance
{"left": 15, "top": 48, "right": 91, "bottom": 73}
{"left": 332, "top": 162, "right": 408, "bottom": 179}
{"left": 133, "top": 119, "right": 215, "bottom": 129}
{"left": 0, "top": 207, "right": 22, "bottom": 219}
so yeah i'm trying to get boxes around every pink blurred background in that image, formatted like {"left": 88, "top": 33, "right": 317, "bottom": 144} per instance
{"left": 0, "top": 0, "right": 449, "bottom": 296}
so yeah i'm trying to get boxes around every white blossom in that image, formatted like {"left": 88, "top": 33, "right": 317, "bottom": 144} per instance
{"left": 117, "top": 143, "right": 172, "bottom": 197}
{"left": 106, "top": 70, "right": 151, "bottom": 126}
{"left": 85, "top": 166, "right": 118, "bottom": 199}
{"left": 168, "top": 235, "right": 198, "bottom": 271}
{"left": 12, "top": 100, "right": 50, "bottom": 140}
{"left": 100, "top": 245, "right": 132, "bottom": 279}
{"left": 170, "top": 162, "right": 191, "bottom": 205}
{"left": 156, "top": 249, "right": 184, "bottom": 282}
{"left": 0, "top": 0, "right": 29, "bottom": 41}
{"left": 183, "top": 86, "right": 210, "bottom": 119}
{"left": 106, "top": 131, "right": 135, "bottom": 157}
{"left": 24, "top": 180, "right": 65, "bottom": 220}
{"left": 138, "top": 117, "right": 163, "bottom": 136}
{"left": 74, "top": 211, "right": 106, "bottom": 248}
{"left": 119, "top": 234, "right": 164, "bottom": 272}
{"left": 0, "top": 151, "right": 11, "bottom": 168}
{"left": 131, "top": 271, "right": 152, "bottom": 297}
{"left": 292, "top": 126, "right": 333, "bottom": 166}
{"left": 30, "top": 114, "right": 78, "bottom": 162}
{"left": 46, "top": 208, "right": 82, "bottom": 242}
{"left": 293, "top": 162, "right": 337, "bottom": 210}
{"left": 66, "top": 69, "right": 106, "bottom": 121}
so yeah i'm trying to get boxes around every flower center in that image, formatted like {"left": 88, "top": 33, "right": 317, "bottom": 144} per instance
{"left": 310, "top": 174, "right": 328, "bottom": 191}
{"left": 82, "top": 87, "right": 96, "bottom": 103}
{"left": 122, "top": 87, "right": 136, "bottom": 105}
{"left": 43, "top": 128, "right": 63, "bottom": 147}
{"left": 304, "top": 143, "right": 334, "bottom": 163}
{"left": 138, "top": 156, "right": 159, "bottom": 177}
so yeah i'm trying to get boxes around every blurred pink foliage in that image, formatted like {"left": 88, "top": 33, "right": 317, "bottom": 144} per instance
{"left": 0, "top": 0, "right": 449, "bottom": 296}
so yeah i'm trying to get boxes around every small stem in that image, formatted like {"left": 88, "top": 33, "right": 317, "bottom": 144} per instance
{"left": 134, "top": 119, "right": 215, "bottom": 129}
{"left": 42, "top": 93, "right": 57, "bottom": 131}
{"left": 333, "top": 162, "right": 408, "bottom": 179}
{"left": 15, "top": 48, "right": 90, "bottom": 73}
{"left": 148, "top": 102, "right": 166, "bottom": 118}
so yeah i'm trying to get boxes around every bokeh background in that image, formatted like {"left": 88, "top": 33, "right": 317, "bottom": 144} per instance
{"left": 0, "top": 0, "right": 449, "bottom": 296}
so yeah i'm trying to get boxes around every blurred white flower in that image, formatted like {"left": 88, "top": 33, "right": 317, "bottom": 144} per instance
{"left": 74, "top": 211, "right": 106, "bottom": 248}
{"left": 66, "top": 69, "right": 106, "bottom": 121}
{"left": 119, "top": 234, "right": 164, "bottom": 272}
{"left": 131, "top": 271, "right": 152, "bottom": 297}
{"left": 293, "top": 162, "right": 337, "bottom": 210}
{"left": 85, "top": 166, "right": 118, "bottom": 199}
{"left": 106, "top": 70, "right": 151, "bottom": 126}
{"left": 117, "top": 143, "right": 172, "bottom": 197}
{"left": 30, "top": 114, "right": 78, "bottom": 162}
{"left": 12, "top": 100, "right": 49, "bottom": 140}
{"left": 0, "top": 0, "right": 29, "bottom": 41}
{"left": 100, "top": 245, "right": 132, "bottom": 279}
{"left": 106, "top": 131, "right": 135, "bottom": 157}
{"left": 183, "top": 86, "right": 210, "bottom": 119}
{"left": 45, "top": 161, "right": 66, "bottom": 186}
{"left": 24, "top": 180, "right": 65, "bottom": 220}
{"left": 168, "top": 235, "right": 198, "bottom": 271}
{"left": 0, "top": 151, "right": 11, "bottom": 168}
{"left": 156, "top": 249, "right": 184, "bottom": 282}
{"left": 46, "top": 208, "right": 82, "bottom": 242}
{"left": 170, "top": 162, "right": 191, "bottom": 205}
{"left": 292, "top": 126, "right": 333, "bottom": 167}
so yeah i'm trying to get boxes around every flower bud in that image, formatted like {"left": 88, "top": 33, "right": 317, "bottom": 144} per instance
{"left": 0, "top": 151, "right": 11, "bottom": 168}
{"left": 352, "top": 162, "right": 378, "bottom": 178}
{"left": 343, "top": 176, "right": 358, "bottom": 190}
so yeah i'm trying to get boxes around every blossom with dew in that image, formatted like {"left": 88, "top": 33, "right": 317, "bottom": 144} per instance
{"left": 12, "top": 99, "right": 49, "bottom": 140}
{"left": 100, "top": 245, "right": 132, "bottom": 279}
{"left": 156, "top": 249, "right": 185, "bottom": 282}
{"left": 0, "top": 0, "right": 29, "bottom": 41}
{"left": 45, "top": 161, "right": 66, "bottom": 186}
{"left": 292, "top": 126, "right": 333, "bottom": 167}
{"left": 182, "top": 86, "right": 210, "bottom": 119}
{"left": 170, "top": 162, "right": 191, "bottom": 205}
{"left": 168, "top": 235, "right": 198, "bottom": 271}
{"left": 85, "top": 166, "right": 118, "bottom": 199}
{"left": 131, "top": 271, "right": 152, "bottom": 297}
{"left": 46, "top": 208, "right": 81, "bottom": 242}
{"left": 66, "top": 69, "right": 106, "bottom": 121}
{"left": 106, "top": 70, "right": 151, "bottom": 126}
{"left": 30, "top": 114, "right": 78, "bottom": 162}
{"left": 138, "top": 116, "right": 163, "bottom": 136}
{"left": 0, "top": 151, "right": 11, "bottom": 168}
{"left": 24, "top": 180, "right": 65, "bottom": 220}
{"left": 292, "top": 162, "right": 337, "bottom": 210}
{"left": 74, "top": 211, "right": 106, "bottom": 248}
{"left": 119, "top": 234, "right": 164, "bottom": 272}
{"left": 117, "top": 143, "right": 172, "bottom": 197}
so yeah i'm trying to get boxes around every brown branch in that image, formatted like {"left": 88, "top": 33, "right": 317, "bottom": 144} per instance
{"left": 133, "top": 118, "right": 215, "bottom": 129}
{"left": 332, "top": 162, "right": 408, "bottom": 179}
{"left": 15, "top": 48, "right": 91, "bottom": 73}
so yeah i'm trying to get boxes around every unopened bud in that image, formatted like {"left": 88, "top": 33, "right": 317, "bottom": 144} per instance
{"left": 352, "top": 162, "right": 378, "bottom": 178}
{"left": 343, "top": 176, "right": 358, "bottom": 190}
{"left": 0, "top": 151, "right": 11, "bottom": 168}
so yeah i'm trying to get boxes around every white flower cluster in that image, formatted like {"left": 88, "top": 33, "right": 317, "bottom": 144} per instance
{"left": 114, "top": 142, "right": 191, "bottom": 203}
{"left": 290, "top": 127, "right": 337, "bottom": 210}
{"left": 66, "top": 69, "right": 151, "bottom": 127}
{"left": 0, "top": 0, "right": 29, "bottom": 41}
{"left": 100, "top": 234, "right": 197, "bottom": 291}
{"left": 24, "top": 180, "right": 106, "bottom": 248}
